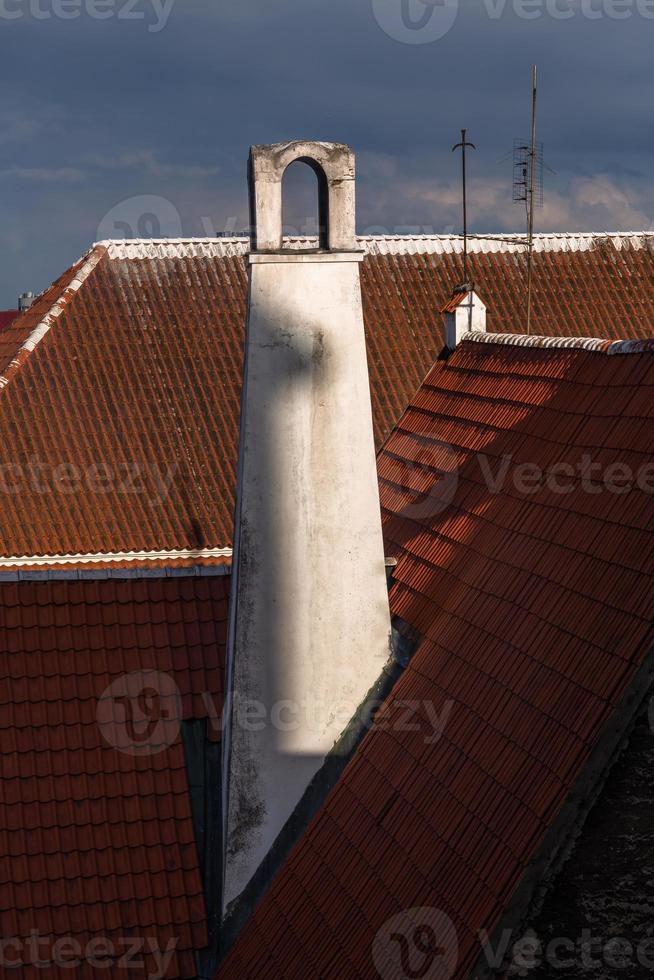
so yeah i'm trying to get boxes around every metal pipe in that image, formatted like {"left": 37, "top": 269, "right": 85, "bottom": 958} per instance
{"left": 526, "top": 65, "right": 537, "bottom": 335}
{"left": 452, "top": 129, "right": 476, "bottom": 285}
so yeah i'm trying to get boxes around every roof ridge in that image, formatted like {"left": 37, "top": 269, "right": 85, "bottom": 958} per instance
{"left": 95, "top": 232, "right": 654, "bottom": 261}
{"left": 0, "top": 245, "right": 107, "bottom": 391}
{"left": 462, "top": 331, "right": 654, "bottom": 354}
{"left": 95, "top": 231, "right": 654, "bottom": 244}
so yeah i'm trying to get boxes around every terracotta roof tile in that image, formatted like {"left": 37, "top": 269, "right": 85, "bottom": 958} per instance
{"left": 217, "top": 337, "right": 654, "bottom": 979}
{"left": 0, "top": 573, "right": 228, "bottom": 976}
{"left": 0, "top": 234, "right": 653, "bottom": 566}
{"left": 0, "top": 310, "right": 18, "bottom": 330}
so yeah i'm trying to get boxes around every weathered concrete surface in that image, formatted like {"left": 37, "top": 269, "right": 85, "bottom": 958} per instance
{"left": 248, "top": 141, "right": 356, "bottom": 252}
{"left": 223, "top": 142, "right": 392, "bottom": 915}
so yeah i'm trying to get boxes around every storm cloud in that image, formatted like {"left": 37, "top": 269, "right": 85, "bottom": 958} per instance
{"left": 0, "top": 0, "right": 652, "bottom": 305}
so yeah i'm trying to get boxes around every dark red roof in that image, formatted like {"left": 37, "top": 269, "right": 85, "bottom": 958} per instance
{"left": 0, "top": 310, "right": 18, "bottom": 329}
{"left": 0, "top": 234, "right": 653, "bottom": 566}
{"left": 0, "top": 573, "right": 228, "bottom": 978}
{"left": 217, "top": 336, "right": 654, "bottom": 979}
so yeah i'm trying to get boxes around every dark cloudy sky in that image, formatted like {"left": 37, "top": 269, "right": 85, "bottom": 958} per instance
{"left": 1, "top": 0, "right": 653, "bottom": 306}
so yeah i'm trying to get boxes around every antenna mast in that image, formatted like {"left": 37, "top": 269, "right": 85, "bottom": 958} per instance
{"left": 513, "top": 66, "right": 543, "bottom": 334}
{"left": 452, "top": 128, "right": 476, "bottom": 285}
{"left": 526, "top": 65, "right": 537, "bottom": 334}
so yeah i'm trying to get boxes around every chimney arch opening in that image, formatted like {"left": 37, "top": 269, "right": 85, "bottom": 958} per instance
{"left": 281, "top": 157, "right": 329, "bottom": 250}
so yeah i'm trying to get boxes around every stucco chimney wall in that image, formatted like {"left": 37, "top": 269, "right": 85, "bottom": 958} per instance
{"left": 222, "top": 141, "right": 392, "bottom": 915}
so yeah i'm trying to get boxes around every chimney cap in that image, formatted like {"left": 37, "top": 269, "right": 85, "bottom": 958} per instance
{"left": 248, "top": 140, "right": 357, "bottom": 253}
{"left": 441, "top": 283, "right": 475, "bottom": 314}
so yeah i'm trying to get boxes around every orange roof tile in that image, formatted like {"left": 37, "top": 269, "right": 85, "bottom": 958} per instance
{"left": 0, "top": 234, "right": 653, "bottom": 567}
{"left": 440, "top": 288, "right": 471, "bottom": 313}
{"left": 217, "top": 336, "right": 654, "bottom": 979}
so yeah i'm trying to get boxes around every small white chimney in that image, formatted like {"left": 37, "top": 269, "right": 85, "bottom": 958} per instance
{"left": 443, "top": 284, "right": 486, "bottom": 348}
{"left": 222, "top": 141, "right": 392, "bottom": 916}
{"left": 18, "top": 292, "right": 34, "bottom": 312}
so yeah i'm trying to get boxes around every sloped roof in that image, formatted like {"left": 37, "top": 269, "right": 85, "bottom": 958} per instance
{"left": 217, "top": 334, "right": 654, "bottom": 979}
{"left": 0, "top": 573, "right": 228, "bottom": 979}
{"left": 0, "top": 310, "right": 18, "bottom": 330}
{"left": 1, "top": 233, "right": 654, "bottom": 568}
{"left": 441, "top": 287, "right": 473, "bottom": 313}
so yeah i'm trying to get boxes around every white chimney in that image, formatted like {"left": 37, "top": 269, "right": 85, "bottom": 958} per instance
{"left": 222, "top": 141, "right": 392, "bottom": 915}
{"left": 443, "top": 285, "right": 486, "bottom": 348}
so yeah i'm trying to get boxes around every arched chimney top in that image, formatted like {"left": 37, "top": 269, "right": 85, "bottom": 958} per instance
{"left": 248, "top": 140, "right": 357, "bottom": 253}
{"left": 249, "top": 140, "right": 355, "bottom": 180}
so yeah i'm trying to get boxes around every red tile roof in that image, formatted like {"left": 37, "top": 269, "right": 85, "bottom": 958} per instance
{"left": 440, "top": 287, "right": 472, "bottom": 313}
{"left": 0, "top": 310, "right": 18, "bottom": 330}
{"left": 0, "top": 234, "right": 653, "bottom": 567}
{"left": 217, "top": 336, "right": 654, "bottom": 979}
{"left": 0, "top": 573, "right": 228, "bottom": 978}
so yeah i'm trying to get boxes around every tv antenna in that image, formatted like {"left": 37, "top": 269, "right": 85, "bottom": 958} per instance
{"left": 513, "top": 65, "right": 542, "bottom": 334}
{"left": 452, "top": 128, "right": 476, "bottom": 286}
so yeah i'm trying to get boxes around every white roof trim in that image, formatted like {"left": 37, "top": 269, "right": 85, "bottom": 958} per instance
{"left": 0, "top": 548, "right": 233, "bottom": 568}
{"left": 461, "top": 331, "right": 654, "bottom": 353}
{"left": 0, "top": 246, "right": 106, "bottom": 389}
{"left": 93, "top": 231, "right": 654, "bottom": 262}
